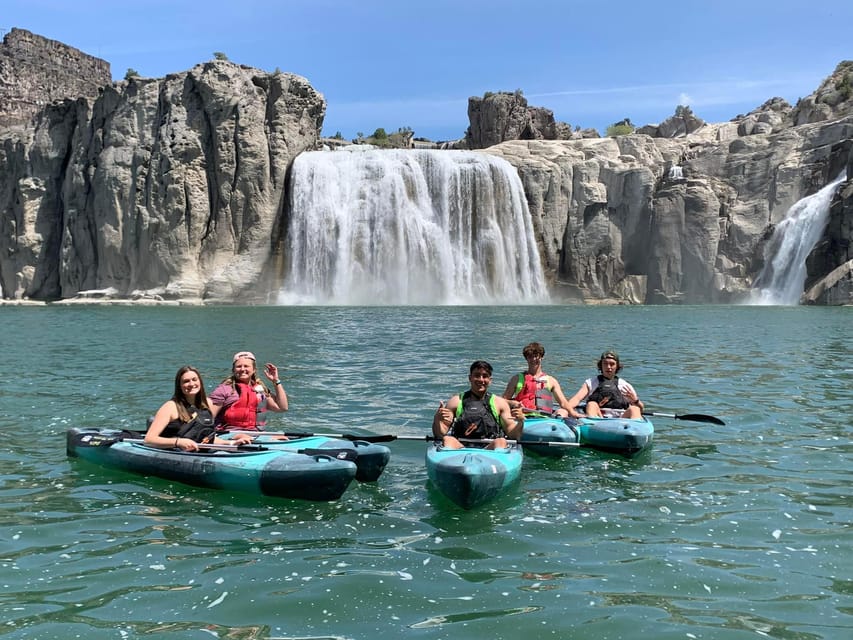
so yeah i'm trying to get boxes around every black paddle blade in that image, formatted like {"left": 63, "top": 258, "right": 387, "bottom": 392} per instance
{"left": 340, "top": 434, "right": 397, "bottom": 443}
{"left": 677, "top": 413, "right": 726, "bottom": 425}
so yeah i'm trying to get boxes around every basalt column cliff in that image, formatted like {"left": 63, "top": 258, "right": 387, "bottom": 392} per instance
{"left": 0, "top": 29, "right": 325, "bottom": 303}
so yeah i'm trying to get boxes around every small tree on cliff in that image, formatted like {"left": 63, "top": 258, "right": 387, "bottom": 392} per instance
{"left": 606, "top": 118, "right": 634, "bottom": 137}
{"left": 124, "top": 68, "right": 140, "bottom": 80}
{"left": 213, "top": 51, "right": 229, "bottom": 61}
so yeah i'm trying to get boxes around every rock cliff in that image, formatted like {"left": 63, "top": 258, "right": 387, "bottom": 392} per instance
{"left": 479, "top": 62, "right": 853, "bottom": 305}
{"left": 0, "top": 29, "right": 850, "bottom": 305}
{"left": 0, "top": 28, "right": 111, "bottom": 127}
{"left": 0, "top": 60, "right": 325, "bottom": 302}
{"left": 486, "top": 114, "right": 852, "bottom": 304}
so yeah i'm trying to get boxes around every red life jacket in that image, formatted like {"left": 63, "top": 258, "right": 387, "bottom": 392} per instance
{"left": 221, "top": 382, "right": 267, "bottom": 429}
{"left": 514, "top": 372, "right": 555, "bottom": 414}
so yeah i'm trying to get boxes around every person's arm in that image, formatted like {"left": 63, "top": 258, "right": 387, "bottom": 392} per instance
{"left": 566, "top": 381, "right": 591, "bottom": 418}
{"left": 432, "top": 397, "right": 457, "bottom": 438}
{"left": 501, "top": 374, "right": 524, "bottom": 410}
{"left": 501, "top": 374, "right": 519, "bottom": 400}
{"left": 208, "top": 383, "right": 238, "bottom": 420}
{"left": 549, "top": 376, "right": 572, "bottom": 413}
{"left": 496, "top": 396, "right": 524, "bottom": 440}
{"left": 263, "top": 363, "right": 289, "bottom": 411}
{"left": 145, "top": 401, "right": 198, "bottom": 451}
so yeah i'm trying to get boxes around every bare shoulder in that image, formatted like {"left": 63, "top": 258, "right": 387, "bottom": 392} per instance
{"left": 158, "top": 399, "right": 178, "bottom": 414}
{"left": 493, "top": 394, "right": 512, "bottom": 411}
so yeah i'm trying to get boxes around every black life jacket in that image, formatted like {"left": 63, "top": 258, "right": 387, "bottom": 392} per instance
{"left": 449, "top": 391, "right": 502, "bottom": 440}
{"left": 162, "top": 408, "right": 216, "bottom": 442}
{"left": 587, "top": 375, "right": 629, "bottom": 410}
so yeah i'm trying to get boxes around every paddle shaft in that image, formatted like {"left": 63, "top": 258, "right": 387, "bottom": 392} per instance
{"left": 377, "top": 434, "right": 581, "bottom": 448}
{"left": 227, "top": 431, "right": 582, "bottom": 447}
{"left": 228, "top": 430, "right": 397, "bottom": 443}
{"left": 123, "top": 438, "right": 264, "bottom": 452}
{"left": 573, "top": 403, "right": 724, "bottom": 425}
{"left": 642, "top": 411, "right": 725, "bottom": 425}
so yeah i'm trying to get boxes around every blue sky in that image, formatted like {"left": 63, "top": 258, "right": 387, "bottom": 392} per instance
{"left": 4, "top": 0, "right": 851, "bottom": 141}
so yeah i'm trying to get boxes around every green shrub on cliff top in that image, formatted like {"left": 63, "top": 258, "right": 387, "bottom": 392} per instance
{"left": 606, "top": 120, "right": 634, "bottom": 137}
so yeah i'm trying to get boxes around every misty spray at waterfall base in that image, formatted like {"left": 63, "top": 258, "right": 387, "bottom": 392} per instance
{"left": 279, "top": 149, "right": 549, "bottom": 305}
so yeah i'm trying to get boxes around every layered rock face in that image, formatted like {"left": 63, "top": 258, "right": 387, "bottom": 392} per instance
{"left": 0, "top": 29, "right": 850, "bottom": 305}
{"left": 486, "top": 114, "right": 853, "bottom": 304}
{"left": 0, "top": 61, "right": 325, "bottom": 301}
{"left": 0, "top": 28, "right": 111, "bottom": 127}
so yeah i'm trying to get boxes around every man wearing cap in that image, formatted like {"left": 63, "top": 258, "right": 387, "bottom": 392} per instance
{"left": 209, "top": 351, "right": 289, "bottom": 430}
{"left": 565, "top": 350, "right": 643, "bottom": 419}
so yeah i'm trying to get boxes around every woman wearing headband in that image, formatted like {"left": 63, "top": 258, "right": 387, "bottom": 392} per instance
{"left": 209, "top": 351, "right": 289, "bottom": 431}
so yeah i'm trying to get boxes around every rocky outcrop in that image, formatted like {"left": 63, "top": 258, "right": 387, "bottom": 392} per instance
{"left": 485, "top": 116, "right": 853, "bottom": 304}
{"left": 792, "top": 61, "right": 853, "bottom": 126}
{"left": 0, "top": 61, "right": 325, "bottom": 302}
{"left": 465, "top": 91, "right": 586, "bottom": 149}
{"left": 0, "top": 28, "right": 111, "bottom": 127}
{"left": 636, "top": 106, "right": 706, "bottom": 138}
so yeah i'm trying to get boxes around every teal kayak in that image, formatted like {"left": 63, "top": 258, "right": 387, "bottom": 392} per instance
{"left": 66, "top": 427, "right": 357, "bottom": 501}
{"left": 221, "top": 433, "right": 391, "bottom": 482}
{"left": 425, "top": 441, "right": 523, "bottom": 509}
{"left": 520, "top": 416, "right": 579, "bottom": 457}
{"left": 520, "top": 415, "right": 653, "bottom": 456}
{"left": 577, "top": 415, "right": 654, "bottom": 455}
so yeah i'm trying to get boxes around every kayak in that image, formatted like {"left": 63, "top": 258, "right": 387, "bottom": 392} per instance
{"left": 521, "top": 415, "right": 653, "bottom": 456}
{"left": 221, "top": 433, "right": 391, "bottom": 482}
{"left": 425, "top": 441, "right": 523, "bottom": 509}
{"left": 519, "top": 416, "right": 579, "bottom": 457}
{"left": 66, "top": 427, "right": 357, "bottom": 502}
{"left": 577, "top": 415, "right": 654, "bottom": 455}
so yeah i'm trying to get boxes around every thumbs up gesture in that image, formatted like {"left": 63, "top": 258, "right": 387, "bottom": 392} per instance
{"left": 434, "top": 400, "right": 452, "bottom": 431}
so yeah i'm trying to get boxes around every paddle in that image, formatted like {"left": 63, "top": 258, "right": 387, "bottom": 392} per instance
{"left": 642, "top": 411, "right": 725, "bottom": 425}
{"left": 229, "top": 431, "right": 582, "bottom": 448}
{"left": 122, "top": 438, "right": 268, "bottom": 452}
{"left": 572, "top": 403, "right": 726, "bottom": 425}
{"left": 228, "top": 430, "right": 398, "bottom": 443}
{"left": 472, "top": 438, "right": 580, "bottom": 448}
{"left": 319, "top": 433, "right": 581, "bottom": 448}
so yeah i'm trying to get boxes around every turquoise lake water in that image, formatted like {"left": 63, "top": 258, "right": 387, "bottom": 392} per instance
{"left": 0, "top": 304, "right": 850, "bottom": 639}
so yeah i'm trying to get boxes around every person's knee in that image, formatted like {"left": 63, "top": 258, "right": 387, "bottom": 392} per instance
{"left": 443, "top": 436, "right": 463, "bottom": 449}
{"left": 625, "top": 406, "right": 642, "bottom": 419}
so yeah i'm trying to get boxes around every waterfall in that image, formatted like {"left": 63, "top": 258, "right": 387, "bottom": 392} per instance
{"left": 279, "top": 148, "right": 549, "bottom": 305}
{"left": 750, "top": 172, "right": 846, "bottom": 305}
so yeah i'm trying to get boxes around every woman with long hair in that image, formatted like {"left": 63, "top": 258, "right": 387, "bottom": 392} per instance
{"left": 145, "top": 365, "right": 252, "bottom": 451}
{"left": 209, "top": 351, "right": 289, "bottom": 431}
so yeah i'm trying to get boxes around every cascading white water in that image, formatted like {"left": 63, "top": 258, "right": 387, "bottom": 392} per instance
{"left": 279, "top": 148, "right": 549, "bottom": 305}
{"left": 750, "top": 172, "right": 846, "bottom": 305}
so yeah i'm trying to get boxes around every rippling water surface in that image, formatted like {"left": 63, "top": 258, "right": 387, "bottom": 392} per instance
{"left": 0, "top": 305, "right": 850, "bottom": 640}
